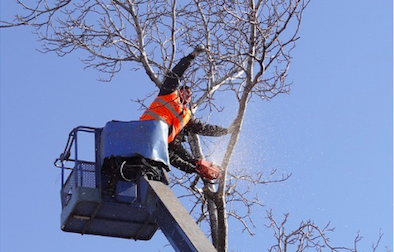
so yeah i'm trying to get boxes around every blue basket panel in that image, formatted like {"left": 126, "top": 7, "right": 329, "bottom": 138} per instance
{"left": 62, "top": 216, "right": 89, "bottom": 233}
{"left": 72, "top": 201, "right": 101, "bottom": 216}
{"left": 84, "top": 218, "right": 158, "bottom": 240}
{"left": 100, "top": 120, "right": 169, "bottom": 167}
{"left": 95, "top": 203, "right": 152, "bottom": 223}
{"left": 61, "top": 199, "right": 157, "bottom": 239}
{"left": 62, "top": 216, "right": 158, "bottom": 240}
{"left": 61, "top": 187, "right": 153, "bottom": 224}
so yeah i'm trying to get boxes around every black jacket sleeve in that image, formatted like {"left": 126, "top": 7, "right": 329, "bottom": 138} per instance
{"left": 159, "top": 54, "right": 195, "bottom": 96}
{"left": 168, "top": 140, "right": 197, "bottom": 173}
{"left": 185, "top": 117, "right": 229, "bottom": 136}
{"left": 167, "top": 117, "right": 228, "bottom": 173}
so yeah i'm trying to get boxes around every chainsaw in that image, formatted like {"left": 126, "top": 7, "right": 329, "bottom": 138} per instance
{"left": 195, "top": 159, "right": 222, "bottom": 180}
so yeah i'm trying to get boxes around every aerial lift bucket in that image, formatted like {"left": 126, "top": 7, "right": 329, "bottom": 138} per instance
{"left": 55, "top": 120, "right": 170, "bottom": 240}
{"left": 54, "top": 120, "right": 217, "bottom": 252}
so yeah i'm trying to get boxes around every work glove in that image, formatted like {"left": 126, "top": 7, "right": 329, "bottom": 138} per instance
{"left": 195, "top": 160, "right": 221, "bottom": 180}
{"left": 191, "top": 44, "right": 206, "bottom": 58}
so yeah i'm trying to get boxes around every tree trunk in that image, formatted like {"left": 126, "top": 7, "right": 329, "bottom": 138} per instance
{"left": 188, "top": 132, "right": 219, "bottom": 249}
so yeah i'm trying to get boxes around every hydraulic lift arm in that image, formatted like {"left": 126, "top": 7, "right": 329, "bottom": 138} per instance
{"left": 142, "top": 176, "right": 217, "bottom": 252}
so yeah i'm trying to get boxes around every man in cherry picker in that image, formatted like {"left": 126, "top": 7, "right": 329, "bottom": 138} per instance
{"left": 140, "top": 45, "right": 233, "bottom": 180}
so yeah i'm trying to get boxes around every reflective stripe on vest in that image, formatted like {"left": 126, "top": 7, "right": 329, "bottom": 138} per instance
{"left": 155, "top": 97, "right": 186, "bottom": 129}
{"left": 142, "top": 110, "right": 166, "bottom": 122}
{"left": 140, "top": 91, "right": 191, "bottom": 143}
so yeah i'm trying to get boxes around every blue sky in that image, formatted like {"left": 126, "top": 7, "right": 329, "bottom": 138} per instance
{"left": 1, "top": 1, "right": 392, "bottom": 252}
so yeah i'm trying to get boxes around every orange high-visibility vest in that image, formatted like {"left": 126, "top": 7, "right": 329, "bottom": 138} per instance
{"left": 140, "top": 90, "right": 191, "bottom": 143}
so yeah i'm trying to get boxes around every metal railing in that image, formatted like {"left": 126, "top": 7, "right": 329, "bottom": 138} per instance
{"left": 54, "top": 126, "right": 102, "bottom": 208}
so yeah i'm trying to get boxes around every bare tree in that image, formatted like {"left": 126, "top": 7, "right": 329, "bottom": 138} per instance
{"left": 5, "top": 1, "right": 366, "bottom": 251}
{"left": 265, "top": 210, "right": 391, "bottom": 252}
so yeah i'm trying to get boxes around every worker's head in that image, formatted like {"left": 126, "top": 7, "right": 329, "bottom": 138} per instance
{"left": 179, "top": 85, "right": 192, "bottom": 105}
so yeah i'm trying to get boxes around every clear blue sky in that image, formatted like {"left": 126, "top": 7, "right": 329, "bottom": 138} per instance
{"left": 1, "top": 1, "right": 392, "bottom": 252}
